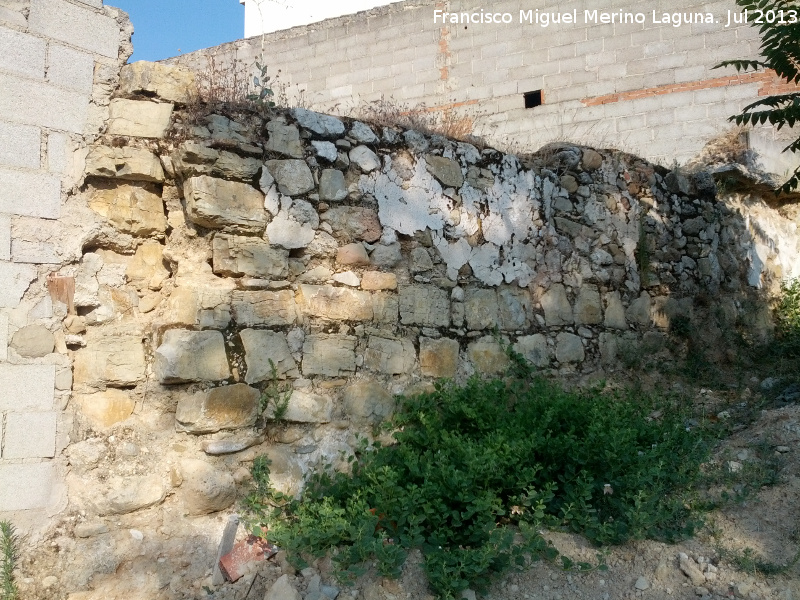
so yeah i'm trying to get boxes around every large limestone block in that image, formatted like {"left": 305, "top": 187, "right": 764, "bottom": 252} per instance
{"left": 372, "top": 292, "right": 399, "bottom": 324}
{"left": 419, "top": 337, "right": 459, "bottom": 378}
{"left": 541, "top": 283, "right": 573, "bottom": 326}
{"left": 212, "top": 151, "right": 261, "bottom": 181}
{"left": 573, "top": 285, "right": 603, "bottom": 325}
{"left": 74, "top": 389, "right": 135, "bottom": 429}
{"left": 107, "top": 99, "right": 173, "bottom": 138}
{"left": 212, "top": 233, "right": 289, "bottom": 278}
{"left": 240, "top": 329, "right": 299, "bottom": 383}
{"left": 175, "top": 383, "right": 259, "bottom": 433}
{"left": 292, "top": 108, "right": 345, "bottom": 137}
{"left": 498, "top": 286, "right": 532, "bottom": 330}
{"left": 74, "top": 334, "right": 146, "bottom": 390}
{"left": 364, "top": 336, "right": 416, "bottom": 374}
{"left": 319, "top": 169, "right": 347, "bottom": 201}
{"left": 361, "top": 271, "right": 397, "bottom": 291}
{"left": 88, "top": 182, "right": 167, "bottom": 236}
{"left": 154, "top": 330, "right": 230, "bottom": 384}
{"left": 322, "top": 206, "right": 382, "bottom": 242}
{"left": 513, "top": 335, "right": 551, "bottom": 368}
{"left": 276, "top": 389, "right": 332, "bottom": 423}
{"left": 97, "top": 475, "right": 165, "bottom": 515}
{"left": 425, "top": 155, "right": 464, "bottom": 188}
{"left": 10, "top": 324, "right": 54, "bottom": 357}
{"left": 555, "top": 332, "right": 585, "bottom": 363}
{"left": 183, "top": 176, "right": 266, "bottom": 233}
{"left": 231, "top": 290, "right": 297, "bottom": 327}
{"left": 265, "top": 159, "right": 314, "bottom": 195}
{"left": 265, "top": 120, "right": 303, "bottom": 158}
{"left": 626, "top": 292, "right": 651, "bottom": 326}
{"left": 118, "top": 61, "right": 197, "bottom": 103}
{"left": 180, "top": 459, "right": 236, "bottom": 515}
{"left": 163, "top": 280, "right": 233, "bottom": 329}
{"left": 85, "top": 146, "right": 165, "bottom": 182}
{"left": 603, "top": 291, "right": 627, "bottom": 329}
{"left": 343, "top": 381, "right": 395, "bottom": 422}
{"left": 302, "top": 334, "right": 356, "bottom": 376}
{"left": 399, "top": 285, "right": 450, "bottom": 327}
{"left": 467, "top": 336, "right": 510, "bottom": 375}
{"left": 464, "top": 288, "right": 498, "bottom": 330}
{"left": 126, "top": 241, "right": 169, "bottom": 291}
{"left": 298, "top": 285, "right": 373, "bottom": 321}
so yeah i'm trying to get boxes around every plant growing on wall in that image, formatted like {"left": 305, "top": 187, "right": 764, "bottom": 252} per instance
{"left": 715, "top": 0, "right": 800, "bottom": 193}
{"left": 0, "top": 521, "right": 19, "bottom": 600}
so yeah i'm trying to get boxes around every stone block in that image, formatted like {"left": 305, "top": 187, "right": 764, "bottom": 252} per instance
{"left": 89, "top": 183, "right": 167, "bottom": 236}
{"left": 0, "top": 122, "right": 40, "bottom": 169}
{"left": 322, "top": 206, "right": 382, "bottom": 242}
{"left": 74, "top": 389, "right": 135, "bottom": 429}
{"left": 361, "top": 271, "right": 397, "bottom": 290}
{"left": 467, "top": 336, "right": 510, "bottom": 375}
{"left": 240, "top": 329, "right": 299, "bottom": 383}
{"left": 336, "top": 242, "right": 370, "bottom": 266}
{"left": 180, "top": 458, "right": 236, "bottom": 515}
{"left": 175, "top": 384, "right": 260, "bottom": 433}
{"left": 73, "top": 334, "right": 146, "bottom": 390}
{"left": 28, "top": 0, "right": 120, "bottom": 57}
{"left": 573, "top": 285, "right": 603, "bottom": 325}
{"left": 603, "top": 291, "right": 627, "bottom": 329}
{"left": 10, "top": 323, "right": 54, "bottom": 357}
{"left": 399, "top": 285, "right": 450, "bottom": 327}
{"left": 46, "top": 131, "right": 69, "bottom": 174}
{"left": 555, "top": 332, "right": 585, "bottom": 363}
{"left": 0, "top": 168, "right": 61, "bottom": 218}
{"left": 154, "top": 329, "right": 230, "bottom": 384}
{"left": 47, "top": 44, "right": 94, "bottom": 93}
{"left": 231, "top": 290, "right": 297, "bottom": 327}
{"left": 425, "top": 155, "right": 464, "bottom": 188}
{"left": 183, "top": 175, "right": 266, "bottom": 233}
{"left": 163, "top": 280, "right": 233, "bottom": 329}
{"left": 85, "top": 147, "right": 165, "bottom": 182}
{"left": 213, "top": 234, "right": 289, "bottom": 278}
{"left": 298, "top": 285, "right": 373, "bottom": 321}
{"left": 0, "top": 72, "right": 89, "bottom": 133}
{"left": 349, "top": 145, "right": 381, "bottom": 172}
{"left": 626, "top": 292, "right": 651, "bottom": 326}
{"left": 319, "top": 169, "right": 347, "bottom": 201}
{"left": 107, "top": 99, "right": 173, "bottom": 138}
{"left": 277, "top": 389, "right": 332, "bottom": 423}
{"left": 97, "top": 475, "right": 166, "bottom": 515}
{"left": 513, "top": 334, "right": 551, "bottom": 368}
{"left": 419, "top": 336, "right": 459, "bottom": 378}
{"left": 541, "top": 283, "right": 573, "bottom": 326}
{"left": 0, "top": 26, "right": 46, "bottom": 78}
{"left": 372, "top": 292, "right": 399, "bottom": 324}
{"left": 118, "top": 61, "right": 197, "bottom": 103}
{"left": 265, "top": 159, "right": 315, "bottom": 195}
{"left": 302, "top": 333, "right": 356, "bottom": 376}
{"left": 3, "top": 411, "right": 57, "bottom": 458}
{"left": 498, "top": 286, "right": 532, "bottom": 330}
{"left": 265, "top": 121, "right": 303, "bottom": 158}
{"left": 364, "top": 336, "right": 415, "bottom": 374}
{"left": 343, "top": 381, "right": 394, "bottom": 422}
{"left": 0, "top": 364, "right": 55, "bottom": 411}
{"left": 0, "top": 214, "right": 9, "bottom": 260}
{"left": 125, "top": 242, "right": 169, "bottom": 291}
{"left": 464, "top": 288, "right": 498, "bottom": 330}
{"left": 0, "top": 463, "right": 53, "bottom": 511}
{"left": 291, "top": 108, "right": 345, "bottom": 137}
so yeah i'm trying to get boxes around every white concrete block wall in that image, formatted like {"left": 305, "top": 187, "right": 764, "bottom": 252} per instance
{"left": 0, "top": 0, "right": 124, "bottom": 515}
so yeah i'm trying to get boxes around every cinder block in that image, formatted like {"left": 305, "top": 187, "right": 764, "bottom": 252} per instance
{"left": 646, "top": 110, "right": 675, "bottom": 127}
{"left": 0, "top": 26, "right": 47, "bottom": 79}
{"left": 0, "top": 311, "right": 7, "bottom": 361}
{"left": 0, "top": 462, "right": 53, "bottom": 511}
{"left": 642, "top": 40, "right": 674, "bottom": 58}
{"left": 0, "top": 167, "right": 61, "bottom": 218}
{"left": 0, "top": 7, "right": 27, "bottom": 27}
{"left": 3, "top": 412, "right": 57, "bottom": 458}
{"left": 548, "top": 44, "right": 576, "bottom": 61}
{"left": 28, "top": 0, "right": 120, "bottom": 58}
{"left": 0, "top": 73, "right": 89, "bottom": 134}
{"left": 46, "top": 131, "right": 69, "bottom": 174}
{"left": 617, "top": 113, "right": 647, "bottom": 132}
{"left": 47, "top": 44, "right": 94, "bottom": 93}
{"left": 0, "top": 123, "right": 40, "bottom": 169}
{"left": 0, "top": 364, "right": 55, "bottom": 411}
{"left": 496, "top": 52, "right": 523, "bottom": 70}
{"left": 655, "top": 53, "right": 687, "bottom": 70}
{"left": 11, "top": 239, "right": 59, "bottom": 264}
{"left": 674, "top": 65, "right": 706, "bottom": 83}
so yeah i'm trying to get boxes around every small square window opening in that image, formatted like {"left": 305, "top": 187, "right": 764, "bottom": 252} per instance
{"left": 524, "top": 90, "right": 543, "bottom": 108}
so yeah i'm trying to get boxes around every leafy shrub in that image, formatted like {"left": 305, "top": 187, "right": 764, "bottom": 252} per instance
{"left": 244, "top": 370, "right": 709, "bottom": 599}
{"left": 774, "top": 277, "right": 800, "bottom": 359}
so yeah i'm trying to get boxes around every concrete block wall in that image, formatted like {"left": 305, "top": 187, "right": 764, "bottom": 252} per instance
{"left": 0, "top": 0, "right": 128, "bottom": 517}
{"left": 168, "top": 0, "right": 788, "bottom": 166}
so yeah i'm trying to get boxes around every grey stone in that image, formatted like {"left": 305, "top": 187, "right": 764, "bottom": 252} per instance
{"left": 265, "top": 159, "right": 315, "bottom": 195}
{"left": 183, "top": 176, "right": 266, "bottom": 233}
{"left": 212, "top": 234, "right": 288, "bottom": 278}
{"left": 364, "top": 336, "right": 416, "bottom": 374}
{"left": 574, "top": 285, "right": 603, "bottom": 325}
{"left": 180, "top": 459, "right": 237, "bottom": 515}
{"left": 319, "top": 169, "right": 347, "bottom": 201}
{"left": 292, "top": 108, "right": 345, "bottom": 137}
{"left": 665, "top": 171, "right": 690, "bottom": 194}
{"left": 682, "top": 217, "right": 706, "bottom": 237}
{"left": 399, "top": 285, "right": 450, "bottom": 327}
{"left": 541, "top": 283, "right": 573, "bottom": 326}
{"left": 403, "top": 130, "right": 429, "bottom": 152}
{"left": 464, "top": 288, "right": 498, "bottom": 330}
{"left": 419, "top": 337, "right": 459, "bottom": 378}
{"left": 302, "top": 334, "right": 357, "bottom": 376}
{"left": 410, "top": 246, "right": 434, "bottom": 272}
{"left": 311, "top": 140, "right": 337, "bottom": 162}
{"left": 350, "top": 121, "right": 378, "bottom": 143}
{"left": 322, "top": 206, "right": 382, "bottom": 242}
{"left": 240, "top": 329, "right": 299, "bottom": 383}
{"left": 98, "top": 475, "right": 165, "bottom": 515}
{"left": 560, "top": 174, "right": 578, "bottom": 193}
{"left": 212, "top": 151, "right": 261, "bottom": 180}
{"left": 555, "top": 332, "right": 585, "bottom": 363}
{"left": 634, "top": 577, "right": 649, "bottom": 591}
{"left": 513, "top": 334, "right": 550, "bottom": 368}
{"left": 425, "top": 155, "right": 464, "bottom": 188}
{"left": 266, "top": 120, "right": 304, "bottom": 158}
{"left": 298, "top": 285, "right": 373, "bottom": 321}
{"left": 349, "top": 145, "right": 381, "bottom": 172}
{"left": 498, "top": 286, "right": 532, "bottom": 330}
{"left": 11, "top": 324, "right": 54, "bottom": 357}
{"left": 603, "top": 291, "right": 627, "bottom": 329}
{"left": 343, "top": 381, "right": 395, "bottom": 422}
{"left": 175, "top": 384, "right": 260, "bottom": 433}
{"left": 231, "top": 290, "right": 297, "bottom": 327}
{"left": 265, "top": 574, "right": 301, "bottom": 600}
{"left": 467, "top": 336, "right": 510, "bottom": 375}
{"left": 626, "top": 292, "right": 651, "bottom": 326}
{"left": 154, "top": 330, "right": 230, "bottom": 383}
{"left": 369, "top": 242, "right": 402, "bottom": 268}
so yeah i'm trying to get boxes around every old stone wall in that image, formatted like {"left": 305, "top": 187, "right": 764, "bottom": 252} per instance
{"left": 167, "top": 0, "right": 797, "bottom": 167}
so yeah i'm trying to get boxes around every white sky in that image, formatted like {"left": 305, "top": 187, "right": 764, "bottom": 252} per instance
{"left": 241, "top": 0, "right": 395, "bottom": 36}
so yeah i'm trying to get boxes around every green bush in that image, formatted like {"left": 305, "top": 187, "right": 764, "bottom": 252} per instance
{"left": 244, "top": 370, "right": 709, "bottom": 599}
{"left": 775, "top": 277, "right": 800, "bottom": 359}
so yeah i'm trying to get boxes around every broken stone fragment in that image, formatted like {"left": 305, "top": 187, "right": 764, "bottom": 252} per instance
{"left": 349, "top": 145, "right": 381, "bottom": 172}
{"left": 350, "top": 121, "right": 378, "bottom": 143}
{"left": 175, "top": 383, "right": 260, "bottom": 433}
{"left": 361, "top": 271, "right": 397, "bottom": 290}
{"left": 85, "top": 146, "right": 165, "bottom": 182}
{"left": 212, "top": 233, "right": 289, "bottom": 278}
{"left": 319, "top": 169, "right": 347, "bottom": 201}
{"left": 265, "top": 120, "right": 304, "bottom": 158}
{"left": 125, "top": 241, "right": 169, "bottom": 291}
{"left": 154, "top": 329, "right": 230, "bottom": 383}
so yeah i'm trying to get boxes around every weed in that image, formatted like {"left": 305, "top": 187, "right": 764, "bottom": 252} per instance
{"left": 247, "top": 62, "right": 276, "bottom": 112}
{"left": 700, "top": 440, "right": 784, "bottom": 507}
{"left": 259, "top": 360, "right": 290, "bottom": 422}
{"left": 0, "top": 521, "right": 19, "bottom": 600}
{"left": 717, "top": 545, "right": 800, "bottom": 577}
{"left": 244, "top": 369, "right": 708, "bottom": 599}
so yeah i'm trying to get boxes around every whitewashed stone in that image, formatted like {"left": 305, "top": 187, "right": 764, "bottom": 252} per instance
{"left": 469, "top": 243, "right": 503, "bottom": 286}
{"left": 302, "top": 334, "right": 356, "bottom": 376}
{"left": 154, "top": 330, "right": 230, "bottom": 383}
{"left": 266, "top": 197, "right": 318, "bottom": 249}
{"left": 175, "top": 384, "right": 260, "bottom": 433}
{"left": 240, "top": 330, "right": 299, "bottom": 383}
{"left": 364, "top": 336, "right": 415, "bottom": 374}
